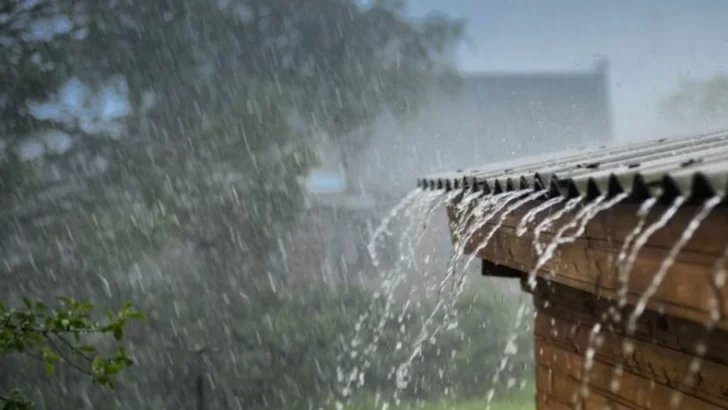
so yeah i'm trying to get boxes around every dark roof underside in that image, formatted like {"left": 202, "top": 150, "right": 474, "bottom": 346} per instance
{"left": 416, "top": 130, "right": 728, "bottom": 202}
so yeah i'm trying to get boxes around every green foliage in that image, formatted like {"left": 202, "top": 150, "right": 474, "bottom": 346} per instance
{"left": 1, "top": 1, "right": 466, "bottom": 408}
{"left": 0, "top": 297, "right": 144, "bottom": 409}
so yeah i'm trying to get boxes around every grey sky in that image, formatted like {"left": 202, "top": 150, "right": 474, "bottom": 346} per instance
{"left": 409, "top": 0, "right": 728, "bottom": 140}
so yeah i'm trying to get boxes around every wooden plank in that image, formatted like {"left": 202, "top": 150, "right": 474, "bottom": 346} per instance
{"left": 456, "top": 200, "right": 728, "bottom": 257}
{"left": 536, "top": 392, "right": 576, "bottom": 410}
{"left": 534, "top": 311, "right": 728, "bottom": 408}
{"left": 533, "top": 281, "right": 728, "bottom": 365}
{"left": 547, "top": 369, "right": 637, "bottom": 410}
{"left": 447, "top": 202, "right": 728, "bottom": 329}
{"left": 536, "top": 338, "right": 725, "bottom": 409}
{"left": 548, "top": 369, "right": 581, "bottom": 408}
{"left": 581, "top": 389, "right": 639, "bottom": 410}
{"left": 537, "top": 359, "right": 553, "bottom": 395}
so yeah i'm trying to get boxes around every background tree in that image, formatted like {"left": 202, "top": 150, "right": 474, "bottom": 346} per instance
{"left": 1, "top": 297, "right": 143, "bottom": 409}
{"left": 1, "top": 0, "right": 468, "bottom": 408}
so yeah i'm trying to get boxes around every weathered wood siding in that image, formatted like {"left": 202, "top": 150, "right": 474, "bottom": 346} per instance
{"left": 533, "top": 280, "right": 728, "bottom": 409}
{"left": 445, "top": 196, "right": 728, "bottom": 409}
{"left": 448, "top": 199, "right": 728, "bottom": 330}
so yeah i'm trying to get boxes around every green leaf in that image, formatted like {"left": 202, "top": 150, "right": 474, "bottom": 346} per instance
{"left": 41, "top": 347, "right": 58, "bottom": 361}
{"left": 92, "top": 356, "right": 105, "bottom": 373}
{"left": 106, "top": 361, "right": 122, "bottom": 375}
{"left": 72, "top": 302, "right": 95, "bottom": 311}
{"left": 78, "top": 345, "right": 97, "bottom": 353}
{"left": 56, "top": 296, "right": 74, "bottom": 305}
{"left": 125, "top": 311, "right": 146, "bottom": 320}
{"left": 45, "top": 361, "right": 55, "bottom": 377}
{"left": 35, "top": 302, "right": 48, "bottom": 312}
{"left": 120, "top": 302, "right": 133, "bottom": 315}
{"left": 22, "top": 297, "right": 32, "bottom": 310}
{"left": 112, "top": 326, "right": 123, "bottom": 341}
{"left": 79, "top": 344, "right": 97, "bottom": 353}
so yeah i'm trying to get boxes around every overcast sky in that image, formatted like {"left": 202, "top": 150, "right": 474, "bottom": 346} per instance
{"left": 408, "top": 0, "right": 728, "bottom": 140}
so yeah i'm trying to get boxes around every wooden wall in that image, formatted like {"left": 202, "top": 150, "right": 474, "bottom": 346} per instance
{"left": 531, "top": 279, "right": 728, "bottom": 410}
{"left": 444, "top": 196, "right": 728, "bottom": 409}
{"left": 447, "top": 199, "right": 728, "bottom": 331}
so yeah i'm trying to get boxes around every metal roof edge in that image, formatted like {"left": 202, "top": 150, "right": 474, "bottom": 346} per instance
{"left": 417, "top": 130, "right": 728, "bottom": 203}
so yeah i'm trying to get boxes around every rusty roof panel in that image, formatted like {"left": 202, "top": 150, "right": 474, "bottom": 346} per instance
{"left": 416, "top": 130, "right": 728, "bottom": 201}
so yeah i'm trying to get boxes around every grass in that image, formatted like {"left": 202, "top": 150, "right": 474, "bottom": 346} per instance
{"left": 331, "top": 392, "right": 535, "bottom": 410}
{"left": 394, "top": 398, "right": 534, "bottom": 410}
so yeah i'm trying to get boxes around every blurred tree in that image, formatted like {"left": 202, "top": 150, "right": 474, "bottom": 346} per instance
{"left": 660, "top": 75, "right": 728, "bottom": 130}
{"left": 0, "top": 297, "right": 144, "bottom": 409}
{"left": 0, "top": 0, "right": 465, "bottom": 407}
{"left": 1, "top": 0, "right": 464, "bottom": 284}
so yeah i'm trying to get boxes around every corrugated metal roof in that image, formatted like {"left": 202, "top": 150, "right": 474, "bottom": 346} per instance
{"left": 416, "top": 130, "right": 728, "bottom": 201}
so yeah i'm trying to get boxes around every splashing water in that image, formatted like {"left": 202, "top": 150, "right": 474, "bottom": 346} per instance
{"left": 623, "top": 195, "right": 720, "bottom": 409}
{"left": 608, "top": 196, "right": 688, "bottom": 396}
{"left": 525, "top": 196, "right": 584, "bottom": 289}
{"left": 531, "top": 196, "right": 583, "bottom": 258}
{"left": 535, "top": 193, "right": 629, "bottom": 289}
{"left": 522, "top": 193, "right": 629, "bottom": 403}
{"left": 387, "top": 190, "right": 502, "bottom": 401}
{"left": 577, "top": 322, "right": 604, "bottom": 403}
{"left": 451, "top": 192, "right": 512, "bottom": 258}
{"left": 613, "top": 197, "right": 658, "bottom": 315}
{"left": 708, "top": 245, "right": 728, "bottom": 327}
{"left": 626, "top": 196, "right": 720, "bottom": 334}
{"left": 337, "top": 187, "right": 475, "bottom": 408}
{"left": 337, "top": 189, "right": 440, "bottom": 405}
{"left": 558, "top": 193, "right": 629, "bottom": 246}
{"left": 368, "top": 188, "right": 423, "bottom": 268}
{"left": 504, "top": 194, "right": 627, "bottom": 405}
{"left": 414, "top": 191, "right": 514, "bottom": 312}
{"left": 617, "top": 196, "right": 686, "bottom": 310}
{"left": 485, "top": 300, "right": 531, "bottom": 410}
{"left": 462, "top": 189, "right": 548, "bottom": 273}
{"left": 387, "top": 189, "right": 547, "bottom": 405}
{"left": 516, "top": 196, "right": 565, "bottom": 237}
{"left": 443, "top": 191, "right": 529, "bottom": 294}
{"left": 671, "top": 243, "right": 728, "bottom": 408}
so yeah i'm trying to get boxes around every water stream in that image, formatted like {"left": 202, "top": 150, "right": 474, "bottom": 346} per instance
{"left": 516, "top": 196, "right": 565, "bottom": 237}
{"left": 605, "top": 196, "right": 686, "bottom": 395}
{"left": 346, "top": 182, "right": 727, "bottom": 409}
{"left": 338, "top": 189, "right": 442, "bottom": 407}
{"left": 531, "top": 197, "right": 584, "bottom": 258}
{"left": 626, "top": 195, "right": 721, "bottom": 333}
{"left": 671, "top": 243, "right": 728, "bottom": 408}
{"left": 613, "top": 197, "right": 658, "bottom": 315}
{"left": 368, "top": 188, "right": 424, "bottom": 269}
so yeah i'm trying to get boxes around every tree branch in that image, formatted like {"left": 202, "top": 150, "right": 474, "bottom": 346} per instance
{"left": 43, "top": 334, "right": 92, "bottom": 376}
{"left": 54, "top": 333, "right": 93, "bottom": 363}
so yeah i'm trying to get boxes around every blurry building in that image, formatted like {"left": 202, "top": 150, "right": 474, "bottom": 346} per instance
{"left": 290, "top": 60, "right": 614, "bottom": 283}
{"left": 351, "top": 60, "right": 613, "bottom": 197}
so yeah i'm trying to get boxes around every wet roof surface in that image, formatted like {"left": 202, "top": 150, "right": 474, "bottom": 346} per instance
{"left": 416, "top": 130, "right": 728, "bottom": 201}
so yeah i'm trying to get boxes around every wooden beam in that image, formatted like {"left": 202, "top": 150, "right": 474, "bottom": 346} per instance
{"left": 481, "top": 259, "right": 525, "bottom": 279}
{"left": 531, "top": 281, "right": 728, "bottom": 410}
{"left": 446, "top": 199, "right": 728, "bottom": 330}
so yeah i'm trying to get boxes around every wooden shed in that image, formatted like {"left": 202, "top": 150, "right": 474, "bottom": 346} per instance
{"left": 417, "top": 131, "right": 728, "bottom": 409}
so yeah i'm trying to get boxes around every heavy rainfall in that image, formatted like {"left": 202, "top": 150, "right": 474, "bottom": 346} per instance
{"left": 1, "top": 1, "right": 728, "bottom": 409}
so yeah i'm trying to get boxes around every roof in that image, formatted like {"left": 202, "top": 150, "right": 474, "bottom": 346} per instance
{"left": 416, "top": 130, "right": 728, "bottom": 202}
